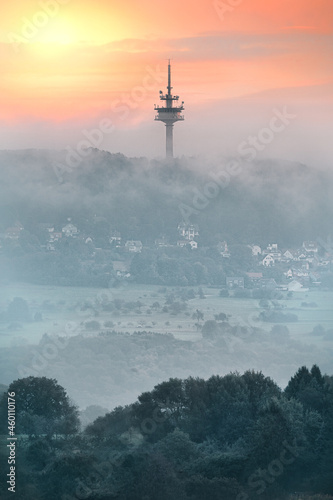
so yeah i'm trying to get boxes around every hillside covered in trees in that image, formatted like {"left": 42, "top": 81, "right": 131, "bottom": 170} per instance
{"left": 0, "top": 149, "right": 332, "bottom": 247}
{"left": 0, "top": 367, "right": 333, "bottom": 499}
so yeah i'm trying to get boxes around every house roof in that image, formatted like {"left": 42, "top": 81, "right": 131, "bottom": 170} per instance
{"left": 247, "top": 272, "right": 263, "bottom": 279}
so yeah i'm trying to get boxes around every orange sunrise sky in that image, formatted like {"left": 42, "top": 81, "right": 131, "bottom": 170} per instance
{"left": 0, "top": 0, "right": 332, "bottom": 163}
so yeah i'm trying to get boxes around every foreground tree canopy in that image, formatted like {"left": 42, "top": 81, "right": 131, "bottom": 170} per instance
{"left": 0, "top": 376, "right": 80, "bottom": 437}
{"left": 0, "top": 368, "right": 332, "bottom": 500}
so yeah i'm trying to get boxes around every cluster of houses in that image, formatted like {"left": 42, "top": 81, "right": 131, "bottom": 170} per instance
{"left": 1, "top": 220, "right": 200, "bottom": 254}
{"left": 39, "top": 220, "right": 79, "bottom": 251}
{"left": 176, "top": 222, "right": 199, "bottom": 249}
{"left": 242, "top": 241, "right": 332, "bottom": 290}
{"left": 249, "top": 241, "right": 329, "bottom": 283}
{"left": 1, "top": 220, "right": 145, "bottom": 254}
{"left": 226, "top": 274, "right": 310, "bottom": 292}
{"left": 1, "top": 219, "right": 332, "bottom": 290}
{"left": 255, "top": 242, "right": 319, "bottom": 267}
{"left": 186, "top": 236, "right": 331, "bottom": 291}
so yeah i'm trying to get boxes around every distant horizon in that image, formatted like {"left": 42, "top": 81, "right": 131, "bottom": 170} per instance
{"left": 1, "top": 1, "right": 332, "bottom": 166}
{"left": 0, "top": 145, "right": 328, "bottom": 173}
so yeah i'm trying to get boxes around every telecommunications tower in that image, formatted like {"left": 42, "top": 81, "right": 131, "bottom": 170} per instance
{"left": 154, "top": 60, "right": 184, "bottom": 158}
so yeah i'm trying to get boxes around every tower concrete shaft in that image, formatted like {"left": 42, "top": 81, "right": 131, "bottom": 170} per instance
{"left": 154, "top": 60, "right": 184, "bottom": 158}
{"left": 166, "top": 123, "right": 174, "bottom": 158}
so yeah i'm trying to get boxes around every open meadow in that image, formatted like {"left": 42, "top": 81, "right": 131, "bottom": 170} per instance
{"left": 1, "top": 281, "right": 333, "bottom": 347}
{"left": 1, "top": 281, "right": 332, "bottom": 409}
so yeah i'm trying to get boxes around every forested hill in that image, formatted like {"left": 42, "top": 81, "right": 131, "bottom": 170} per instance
{"left": 0, "top": 149, "right": 332, "bottom": 246}
{"left": 0, "top": 366, "right": 332, "bottom": 499}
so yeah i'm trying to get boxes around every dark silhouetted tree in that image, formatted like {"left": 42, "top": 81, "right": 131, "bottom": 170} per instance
{"left": 0, "top": 376, "right": 79, "bottom": 437}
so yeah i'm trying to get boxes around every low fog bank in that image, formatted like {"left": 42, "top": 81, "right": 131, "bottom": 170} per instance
{"left": 1, "top": 327, "right": 331, "bottom": 410}
{"left": 0, "top": 148, "right": 332, "bottom": 246}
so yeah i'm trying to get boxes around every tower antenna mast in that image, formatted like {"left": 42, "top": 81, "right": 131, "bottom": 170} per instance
{"left": 154, "top": 60, "right": 184, "bottom": 158}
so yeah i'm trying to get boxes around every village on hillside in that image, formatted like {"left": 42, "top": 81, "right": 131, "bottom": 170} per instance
{"left": 1, "top": 218, "right": 332, "bottom": 291}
